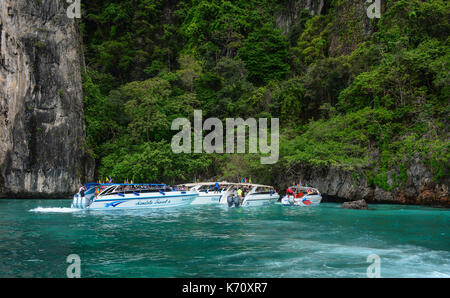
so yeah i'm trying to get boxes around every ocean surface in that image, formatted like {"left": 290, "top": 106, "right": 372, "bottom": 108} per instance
{"left": 0, "top": 199, "right": 449, "bottom": 278}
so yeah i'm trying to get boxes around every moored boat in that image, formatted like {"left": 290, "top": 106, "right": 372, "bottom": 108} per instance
{"left": 71, "top": 183, "right": 198, "bottom": 210}
{"left": 219, "top": 183, "right": 280, "bottom": 207}
{"left": 176, "top": 182, "right": 235, "bottom": 205}
{"left": 281, "top": 186, "right": 322, "bottom": 206}
{"left": 176, "top": 181, "right": 280, "bottom": 207}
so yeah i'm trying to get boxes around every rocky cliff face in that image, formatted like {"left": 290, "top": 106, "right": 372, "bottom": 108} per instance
{"left": 275, "top": 0, "right": 374, "bottom": 55}
{"left": 328, "top": 0, "right": 375, "bottom": 56}
{"left": 275, "top": 0, "right": 326, "bottom": 34}
{"left": 0, "top": 0, "right": 93, "bottom": 198}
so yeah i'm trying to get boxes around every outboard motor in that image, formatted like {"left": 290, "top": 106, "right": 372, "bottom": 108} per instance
{"left": 227, "top": 194, "right": 240, "bottom": 208}
{"left": 234, "top": 196, "right": 240, "bottom": 207}
{"left": 72, "top": 194, "right": 84, "bottom": 209}
{"left": 288, "top": 196, "right": 295, "bottom": 206}
{"left": 71, "top": 193, "right": 87, "bottom": 209}
{"left": 227, "top": 195, "right": 234, "bottom": 207}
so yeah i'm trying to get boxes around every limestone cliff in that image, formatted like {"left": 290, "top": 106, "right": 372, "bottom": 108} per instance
{"left": 275, "top": 0, "right": 326, "bottom": 34}
{"left": 0, "top": 0, "right": 93, "bottom": 198}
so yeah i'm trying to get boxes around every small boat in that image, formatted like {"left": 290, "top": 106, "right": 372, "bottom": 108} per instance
{"left": 176, "top": 182, "right": 235, "bottom": 205}
{"left": 71, "top": 183, "right": 198, "bottom": 210}
{"left": 281, "top": 186, "right": 322, "bottom": 206}
{"left": 219, "top": 183, "right": 280, "bottom": 207}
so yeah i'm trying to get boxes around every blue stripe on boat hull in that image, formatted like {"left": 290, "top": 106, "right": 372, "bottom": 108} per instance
{"left": 88, "top": 202, "right": 191, "bottom": 211}
{"left": 94, "top": 194, "right": 197, "bottom": 203}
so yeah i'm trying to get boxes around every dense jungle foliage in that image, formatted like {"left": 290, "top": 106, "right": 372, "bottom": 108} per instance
{"left": 81, "top": 0, "right": 449, "bottom": 188}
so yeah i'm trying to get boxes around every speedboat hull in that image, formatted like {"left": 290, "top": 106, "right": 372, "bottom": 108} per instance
{"left": 218, "top": 184, "right": 280, "bottom": 207}
{"left": 72, "top": 190, "right": 198, "bottom": 210}
{"left": 191, "top": 193, "right": 223, "bottom": 205}
{"left": 281, "top": 195, "right": 322, "bottom": 206}
{"left": 241, "top": 193, "right": 280, "bottom": 207}
{"left": 182, "top": 182, "right": 235, "bottom": 205}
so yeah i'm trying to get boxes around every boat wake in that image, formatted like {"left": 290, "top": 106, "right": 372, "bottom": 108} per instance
{"left": 29, "top": 207, "right": 81, "bottom": 213}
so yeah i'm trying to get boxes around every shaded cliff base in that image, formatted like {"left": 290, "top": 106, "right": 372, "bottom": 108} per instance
{"left": 321, "top": 194, "right": 449, "bottom": 209}
{"left": 321, "top": 194, "right": 417, "bottom": 205}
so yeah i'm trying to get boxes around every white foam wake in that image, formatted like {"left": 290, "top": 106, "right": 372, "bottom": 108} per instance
{"left": 29, "top": 207, "right": 81, "bottom": 213}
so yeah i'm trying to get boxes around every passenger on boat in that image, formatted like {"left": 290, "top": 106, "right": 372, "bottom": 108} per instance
{"left": 286, "top": 187, "right": 294, "bottom": 197}
{"left": 286, "top": 187, "right": 295, "bottom": 204}
{"left": 245, "top": 186, "right": 251, "bottom": 197}
{"left": 79, "top": 185, "right": 87, "bottom": 198}
{"left": 214, "top": 182, "right": 220, "bottom": 193}
{"left": 237, "top": 188, "right": 243, "bottom": 204}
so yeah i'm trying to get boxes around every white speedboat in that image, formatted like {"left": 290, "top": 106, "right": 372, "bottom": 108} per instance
{"left": 177, "top": 182, "right": 235, "bottom": 205}
{"left": 219, "top": 183, "right": 280, "bottom": 207}
{"left": 281, "top": 186, "right": 322, "bottom": 206}
{"left": 71, "top": 183, "right": 198, "bottom": 210}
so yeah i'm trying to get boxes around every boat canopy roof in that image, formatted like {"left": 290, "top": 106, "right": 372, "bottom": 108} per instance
{"left": 174, "top": 181, "right": 277, "bottom": 192}
{"left": 84, "top": 183, "right": 167, "bottom": 190}
{"left": 176, "top": 181, "right": 231, "bottom": 186}
{"left": 178, "top": 181, "right": 273, "bottom": 187}
{"left": 288, "top": 185, "right": 319, "bottom": 192}
{"left": 237, "top": 183, "right": 275, "bottom": 189}
{"left": 175, "top": 183, "right": 199, "bottom": 187}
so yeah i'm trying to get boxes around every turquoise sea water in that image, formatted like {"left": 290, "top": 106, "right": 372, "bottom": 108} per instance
{"left": 0, "top": 199, "right": 449, "bottom": 278}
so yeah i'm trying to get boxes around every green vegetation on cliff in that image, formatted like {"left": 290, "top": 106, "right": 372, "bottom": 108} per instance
{"left": 81, "top": 0, "right": 449, "bottom": 189}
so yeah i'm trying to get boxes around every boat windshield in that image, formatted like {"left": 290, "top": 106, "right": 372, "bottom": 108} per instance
{"left": 98, "top": 184, "right": 172, "bottom": 196}
{"left": 197, "top": 184, "right": 230, "bottom": 192}
{"left": 231, "top": 184, "right": 276, "bottom": 194}
{"left": 254, "top": 186, "right": 274, "bottom": 194}
{"left": 99, "top": 186, "right": 115, "bottom": 196}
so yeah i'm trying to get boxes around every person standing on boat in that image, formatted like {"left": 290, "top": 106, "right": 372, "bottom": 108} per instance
{"left": 214, "top": 182, "right": 220, "bottom": 193}
{"left": 79, "top": 185, "right": 86, "bottom": 198}
{"left": 244, "top": 186, "right": 250, "bottom": 197}
{"left": 286, "top": 187, "right": 294, "bottom": 196}
{"left": 237, "top": 188, "right": 243, "bottom": 204}
{"left": 286, "top": 187, "right": 295, "bottom": 205}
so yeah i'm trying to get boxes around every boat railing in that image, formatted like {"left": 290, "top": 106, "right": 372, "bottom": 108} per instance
{"left": 97, "top": 185, "right": 175, "bottom": 197}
